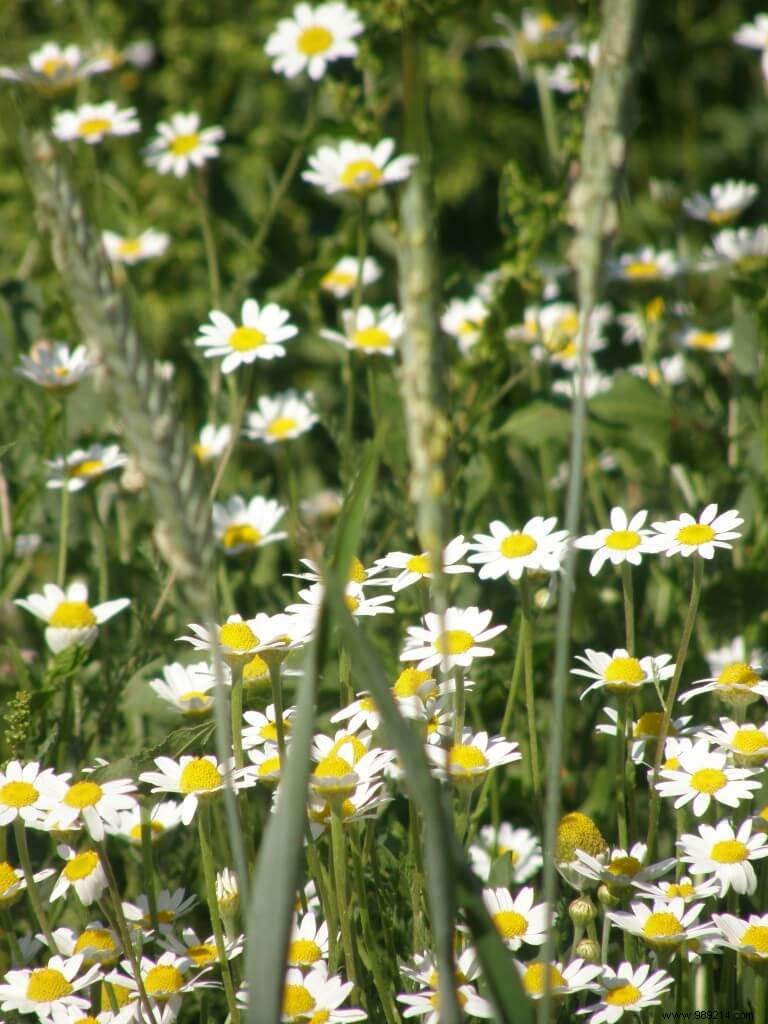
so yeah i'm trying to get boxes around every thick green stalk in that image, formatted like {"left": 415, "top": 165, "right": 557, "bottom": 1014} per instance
{"left": 13, "top": 819, "right": 54, "bottom": 949}
{"left": 198, "top": 803, "right": 240, "bottom": 1023}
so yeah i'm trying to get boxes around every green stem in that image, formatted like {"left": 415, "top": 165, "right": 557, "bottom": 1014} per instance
{"left": 534, "top": 64, "right": 561, "bottom": 172}
{"left": 645, "top": 557, "right": 703, "bottom": 860}
{"left": 755, "top": 970, "right": 766, "bottom": 1024}
{"left": 620, "top": 562, "right": 635, "bottom": 656}
{"left": 452, "top": 668, "right": 465, "bottom": 744}
{"left": 92, "top": 490, "right": 109, "bottom": 604}
{"left": 600, "top": 914, "right": 611, "bottom": 964}
{"left": 616, "top": 696, "right": 629, "bottom": 850}
{"left": 56, "top": 483, "right": 70, "bottom": 589}
{"left": 2, "top": 908, "right": 21, "bottom": 962}
{"left": 267, "top": 658, "right": 286, "bottom": 756}
{"left": 195, "top": 173, "right": 221, "bottom": 308}
{"left": 197, "top": 803, "right": 240, "bottom": 1023}
{"left": 305, "top": 826, "right": 337, "bottom": 964}
{"left": 350, "top": 831, "right": 399, "bottom": 1024}
{"left": 330, "top": 808, "right": 357, "bottom": 988}
{"left": 231, "top": 662, "right": 244, "bottom": 770}
{"left": 521, "top": 572, "right": 541, "bottom": 800}
{"left": 140, "top": 802, "right": 160, "bottom": 935}
{"left": 13, "top": 819, "right": 54, "bottom": 949}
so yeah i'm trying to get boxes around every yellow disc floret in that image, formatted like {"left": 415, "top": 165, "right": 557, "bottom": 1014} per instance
{"left": 143, "top": 964, "right": 184, "bottom": 998}
{"left": 64, "top": 781, "right": 103, "bottom": 808}
{"left": 49, "top": 601, "right": 97, "bottom": 629}
{"left": 179, "top": 758, "right": 222, "bottom": 793}
{"left": 26, "top": 967, "right": 73, "bottom": 1002}
{"left": 500, "top": 533, "right": 537, "bottom": 558}
{"left": 63, "top": 850, "right": 100, "bottom": 881}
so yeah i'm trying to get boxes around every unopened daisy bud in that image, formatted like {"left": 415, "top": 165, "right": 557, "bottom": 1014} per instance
{"left": 597, "top": 884, "right": 622, "bottom": 909}
{"left": 216, "top": 867, "right": 239, "bottom": 916}
{"left": 569, "top": 895, "right": 597, "bottom": 927}
{"left": 574, "top": 938, "right": 601, "bottom": 964}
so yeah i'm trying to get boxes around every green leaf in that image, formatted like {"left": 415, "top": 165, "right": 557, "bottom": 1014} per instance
{"left": 589, "top": 373, "right": 671, "bottom": 451}
{"left": 497, "top": 401, "right": 573, "bottom": 447}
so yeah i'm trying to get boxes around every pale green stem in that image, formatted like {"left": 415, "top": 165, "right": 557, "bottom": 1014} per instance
{"left": 452, "top": 667, "right": 465, "bottom": 744}
{"left": 194, "top": 173, "right": 221, "bottom": 308}
{"left": 520, "top": 572, "right": 541, "bottom": 799}
{"left": 620, "top": 562, "right": 635, "bottom": 656}
{"left": 197, "top": 803, "right": 240, "bottom": 1023}
{"left": 2, "top": 908, "right": 22, "bottom": 963}
{"left": 534, "top": 64, "right": 561, "bottom": 171}
{"left": 616, "top": 696, "right": 629, "bottom": 850}
{"left": 56, "top": 483, "right": 70, "bottom": 589}
{"left": 13, "top": 818, "right": 55, "bottom": 949}
{"left": 305, "top": 826, "right": 337, "bottom": 964}
{"left": 268, "top": 658, "right": 286, "bottom": 756}
{"left": 755, "top": 971, "right": 766, "bottom": 1024}
{"left": 217, "top": 561, "right": 235, "bottom": 615}
{"left": 230, "top": 661, "right": 245, "bottom": 770}
{"left": 140, "top": 802, "right": 160, "bottom": 935}
{"left": 330, "top": 808, "right": 357, "bottom": 988}
{"left": 645, "top": 557, "right": 703, "bottom": 860}
{"left": 600, "top": 914, "right": 611, "bottom": 964}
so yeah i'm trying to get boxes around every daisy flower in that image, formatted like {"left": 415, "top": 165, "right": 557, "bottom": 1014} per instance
{"left": 47, "top": 922, "right": 121, "bottom": 966}
{"left": 733, "top": 15, "right": 768, "bottom": 76}
{"left": 52, "top": 101, "right": 139, "bottom": 144}
{"left": 629, "top": 354, "right": 686, "bottom": 388}
{"left": 122, "top": 887, "right": 197, "bottom": 932}
{"left": 45, "top": 443, "right": 128, "bottom": 491}
{"left": 575, "top": 507, "right": 658, "bottom": 576}
{"left": 106, "top": 951, "right": 215, "bottom": 1018}
{"left": 400, "top": 606, "right": 506, "bottom": 671}
{"left": 528, "top": 302, "right": 612, "bottom": 369}
{"left": 679, "top": 654, "right": 768, "bottom": 710}
{"left": 552, "top": 369, "right": 613, "bottom": 400}
{"left": 46, "top": 774, "right": 138, "bottom": 839}
{"left": 633, "top": 874, "right": 720, "bottom": 903}
{"left": 607, "top": 898, "right": 712, "bottom": 950}
{"left": 573, "top": 842, "right": 674, "bottom": 891}
{"left": 321, "top": 304, "right": 404, "bottom": 356}
{"left": 149, "top": 661, "right": 216, "bottom": 716}
{"left": 193, "top": 423, "right": 231, "bottom": 463}
{"left": 49, "top": 845, "right": 108, "bottom": 906}
{"left": 572, "top": 648, "right": 674, "bottom": 699}
{"left": 0, "top": 954, "right": 100, "bottom": 1019}
{"left": 427, "top": 730, "right": 521, "bottom": 787}
{"left": 213, "top": 495, "right": 287, "bottom": 554}
{"left": 706, "top": 718, "right": 768, "bottom": 766}
{"left": 303, "top": 138, "right": 417, "bottom": 195}
{"left": 468, "top": 516, "right": 569, "bottom": 581}
{"left": 243, "top": 704, "right": 295, "bottom": 749}
{"left": 713, "top": 912, "right": 768, "bottom": 964}
{"left": 610, "top": 247, "right": 681, "bottom": 281}
{"left": 101, "top": 228, "right": 170, "bottom": 265}
{"left": 309, "top": 743, "right": 393, "bottom": 801}
{"left": 139, "top": 755, "right": 256, "bottom": 825}
{"left": 397, "top": 982, "right": 492, "bottom": 1022}
{"left": 179, "top": 613, "right": 288, "bottom": 661}
{"left": 679, "top": 326, "right": 732, "bottom": 353}
{"left": 556, "top": 812, "right": 609, "bottom": 890}
{"left": 320, "top": 256, "right": 381, "bottom": 299}
{"left": 16, "top": 581, "right": 130, "bottom": 653}
{"left": 704, "top": 225, "right": 768, "bottom": 265}
{"left": 371, "top": 535, "right": 472, "bottom": 591}
{"left": 287, "top": 581, "right": 395, "bottom": 624}
{"left": 280, "top": 965, "right": 366, "bottom": 1022}
{"left": 285, "top": 912, "right": 329, "bottom": 970}
{"left": 440, "top": 296, "right": 490, "bottom": 354}
{"left": 15, "top": 340, "right": 93, "bottom": 391}
{"left": 0, "top": 760, "right": 68, "bottom": 827}
{"left": 0, "top": 42, "right": 92, "bottom": 90}
{"left": 249, "top": 744, "right": 286, "bottom": 786}
{"left": 145, "top": 111, "right": 225, "bottom": 177}
{"left": 650, "top": 503, "right": 743, "bottom": 559}
{"left": 682, "top": 181, "right": 758, "bottom": 225}
{"left": 481, "top": 886, "right": 549, "bottom": 951}
{"left": 0, "top": 860, "right": 55, "bottom": 908}
{"left": 265, "top": 2, "right": 364, "bottom": 81}
{"left": 195, "top": 299, "right": 298, "bottom": 373}
{"left": 161, "top": 926, "right": 243, "bottom": 968}
{"left": 469, "top": 824, "right": 542, "bottom": 884}
{"left": 595, "top": 707, "right": 695, "bottom": 765}
{"left": 580, "top": 962, "right": 673, "bottom": 1023}
{"left": 679, "top": 819, "right": 768, "bottom": 895}
{"left": 515, "top": 958, "right": 602, "bottom": 1000}
{"left": 107, "top": 800, "right": 184, "bottom": 845}
{"left": 656, "top": 738, "right": 761, "bottom": 816}
{"left": 242, "top": 391, "right": 318, "bottom": 444}
{"left": 329, "top": 693, "right": 381, "bottom": 735}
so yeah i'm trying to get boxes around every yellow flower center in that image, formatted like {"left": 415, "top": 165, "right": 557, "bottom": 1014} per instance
{"left": 522, "top": 962, "right": 566, "bottom": 996}
{"left": 605, "top": 530, "right": 641, "bottom": 551}
{"left": 690, "top": 768, "right": 727, "bottom": 794}
{"left": 283, "top": 983, "right": 316, "bottom": 1015}
{"left": 344, "top": 594, "right": 360, "bottom": 612}
{"left": 688, "top": 331, "right": 718, "bottom": 349}
{"left": 448, "top": 744, "right": 488, "bottom": 773}
{"left": 717, "top": 663, "right": 759, "bottom": 687}
{"left": 347, "top": 557, "right": 367, "bottom": 584}
{"left": 500, "top": 533, "right": 537, "bottom": 558}
{"left": 642, "top": 911, "right": 683, "bottom": 941}
{"left": 129, "top": 821, "right": 165, "bottom": 842}
{"left": 169, "top": 133, "right": 199, "bottom": 155}
{"left": 340, "top": 159, "right": 383, "bottom": 191}
{"left": 536, "top": 13, "right": 557, "bottom": 31}
{"left": 287, "top": 938, "right": 323, "bottom": 965}
{"left": 257, "top": 756, "right": 282, "bottom": 778}
{"left": 732, "top": 729, "right": 768, "bottom": 754}
{"left": 329, "top": 735, "right": 366, "bottom": 763}
{"left": 0, "top": 862, "right": 18, "bottom": 895}
{"left": 77, "top": 118, "right": 112, "bottom": 137}
{"left": 646, "top": 297, "right": 665, "bottom": 321}
{"left": 604, "top": 982, "right": 642, "bottom": 1007}
{"left": 321, "top": 270, "right": 354, "bottom": 291}
{"left": 266, "top": 417, "right": 299, "bottom": 439}
{"left": 676, "top": 523, "right": 716, "bottom": 546}
{"left": 143, "top": 964, "right": 184, "bottom": 998}
{"left": 219, "top": 621, "right": 258, "bottom": 651}
{"left": 314, "top": 755, "right": 352, "bottom": 778}
{"left": 244, "top": 653, "right": 270, "bottom": 681}
{"left": 101, "top": 982, "right": 130, "bottom": 1009}
{"left": 63, "top": 850, "right": 100, "bottom": 881}
{"left": 310, "top": 1013, "right": 331, "bottom": 1024}
{"left": 555, "top": 811, "right": 608, "bottom": 862}
{"left": 179, "top": 690, "right": 212, "bottom": 712}
{"left": 393, "top": 667, "right": 432, "bottom": 698}
{"left": 26, "top": 967, "right": 73, "bottom": 1002}
{"left": 179, "top": 758, "right": 222, "bottom": 793}
{"left": 603, "top": 657, "right": 645, "bottom": 684}
{"left": 75, "top": 927, "right": 117, "bottom": 958}
{"left": 64, "top": 780, "right": 103, "bottom": 808}
{"left": 185, "top": 942, "right": 218, "bottom": 966}
{"left": 742, "top": 925, "right": 768, "bottom": 955}
{"left": 351, "top": 326, "right": 390, "bottom": 350}
{"left": 228, "top": 326, "right": 266, "bottom": 351}
{"left": 49, "top": 601, "right": 97, "bottom": 629}
{"left": 634, "top": 712, "right": 665, "bottom": 737}
{"left": 493, "top": 910, "right": 527, "bottom": 939}
{"left": 607, "top": 855, "right": 642, "bottom": 878}
{"left": 707, "top": 209, "right": 735, "bottom": 225}
{"left": 457, "top": 318, "right": 483, "bottom": 336}
{"left": 68, "top": 459, "right": 105, "bottom": 477}
{"left": 710, "top": 839, "right": 747, "bottom": 863}
{"left": 624, "top": 261, "right": 659, "bottom": 279}
{"left": 297, "top": 24, "right": 334, "bottom": 55}
{"left": 0, "top": 780, "right": 38, "bottom": 808}
{"left": 406, "top": 553, "right": 431, "bottom": 575}
{"left": 664, "top": 881, "right": 695, "bottom": 898}
{"left": 116, "top": 238, "right": 142, "bottom": 258}
{"left": 41, "top": 58, "right": 67, "bottom": 77}
{"left": 221, "top": 523, "right": 262, "bottom": 549}
{"left": 663, "top": 756, "right": 680, "bottom": 770}
{"left": 434, "top": 629, "right": 474, "bottom": 655}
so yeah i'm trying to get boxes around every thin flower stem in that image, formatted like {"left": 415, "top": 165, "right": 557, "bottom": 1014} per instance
{"left": 2, "top": 908, "right": 21, "bottom": 963}
{"left": 140, "top": 802, "right": 160, "bottom": 935}
{"left": 305, "top": 825, "right": 338, "bottom": 963}
{"left": 56, "top": 486, "right": 70, "bottom": 586}
{"left": 230, "top": 661, "right": 245, "bottom": 770}
{"left": 600, "top": 914, "right": 611, "bottom": 964}
{"left": 755, "top": 971, "right": 766, "bottom": 1024}
{"left": 13, "top": 819, "right": 54, "bottom": 949}
{"left": 521, "top": 572, "right": 541, "bottom": 799}
{"left": 645, "top": 557, "right": 704, "bottom": 860}
{"left": 452, "top": 667, "right": 465, "bottom": 744}
{"left": 616, "top": 696, "right": 629, "bottom": 850}
{"left": 194, "top": 172, "right": 221, "bottom": 308}
{"left": 534, "top": 64, "right": 561, "bottom": 172}
{"left": 268, "top": 657, "right": 286, "bottom": 756}
{"left": 620, "top": 562, "right": 635, "bottom": 656}
{"left": 197, "top": 803, "right": 240, "bottom": 1023}
{"left": 330, "top": 807, "right": 358, "bottom": 989}
{"left": 350, "top": 832, "right": 400, "bottom": 1024}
